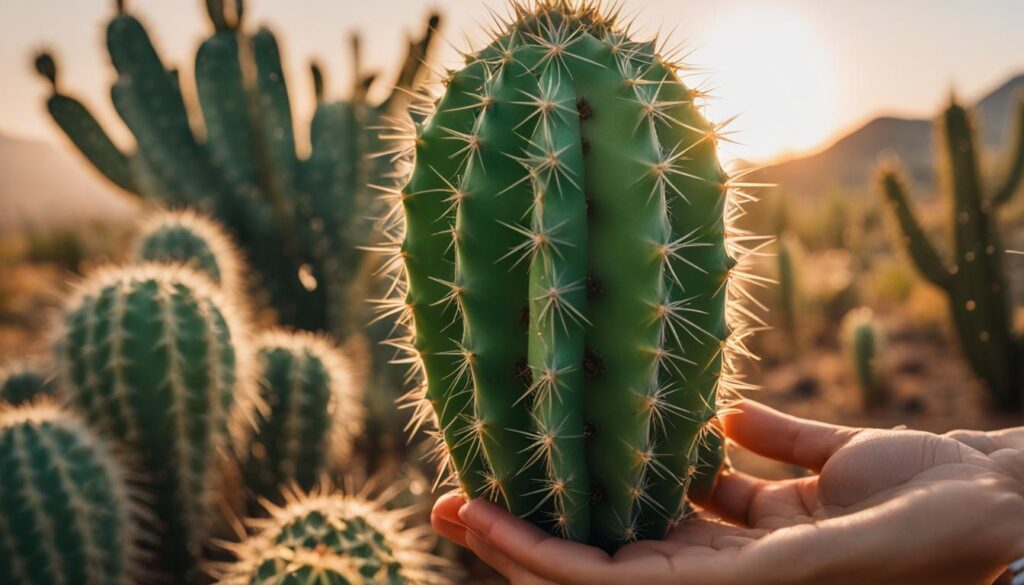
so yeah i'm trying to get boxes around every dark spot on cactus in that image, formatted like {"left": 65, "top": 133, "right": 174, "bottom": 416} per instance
{"left": 585, "top": 272, "right": 602, "bottom": 301}
{"left": 576, "top": 96, "right": 593, "bottom": 120}
{"left": 581, "top": 137, "right": 591, "bottom": 154}
{"left": 586, "top": 196, "right": 595, "bottom": 221}
{"left": 518, "top": 304, "right": 530, "bottom": 325}
{"left": 589, "top": 484, "right": 604, "bottom": 507}
{"left": 514, "top": 358, "right": 533, "bottom": 388}
{"left": 583, "top": 423, "right": 594, "bottom": 439}
{"left": 583, "top": 348, "right": 603, "bottom": 379}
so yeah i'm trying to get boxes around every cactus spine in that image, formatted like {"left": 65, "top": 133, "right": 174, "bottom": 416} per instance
{"left": 879, "top": 96, "right": 1024, "bottom": 410}
{"left": 384, "top": 1, "right": 753, "bottom": 549}
{"left": 238, "top": 331, "right": 363, "bottom": 502}
{"left": 0, "top": 402, "right": 143, "bottom": 585}
{"left": 0, "top": 360, "right": 54, "bottom": 406}
{"left": 37, "top": 0, "right": 441, "bottom": 335}
{"left": 134, "top": 210, "right": 242, "bottom": 293}
{"left": 842, "top": 307, "right": 887, "bottom": 410}
{"left": 53, "top": 264, "right": 250, "bottom": 581}
{"left": 211, "top": 485, "right": 453, "bottom": 585}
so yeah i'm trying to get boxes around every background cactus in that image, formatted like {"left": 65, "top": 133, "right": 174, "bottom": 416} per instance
{"left": 134, "top": 210, "right": 242, "bottom": 294}
{"left": 53, "top": 264, "right": 250, "bottom": 581}
{"left": 237, "top": 331, "right": 363, "bottom": 503}
{"left": 383, "top": 1, "right": 755, "bottom": 550}
{"left": 879, "top": 96, "right": 1024, "bottom": 411}
{"left": 211, "top": 485, "right": 453, "bottom": 585}
{"left": 0, "top": 359, "right": 54, "bottom": 406}
{"left": 841, "top": 307, "right": 887, "bottom": 410}
{"left": 36, "top": 0, "right": 441, "bottom": 336}
{"left": 0, "top": 401, "right": 144, "bottom": 585}
{"left": 776, "top": 233, "right": 800, "bottom": 350}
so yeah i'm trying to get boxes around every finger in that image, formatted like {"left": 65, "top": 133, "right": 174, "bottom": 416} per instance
{"left": 466, "top": 531, "right": 558, "bottom": 585}
{"left": 433, "top": 491, "right": 467, "bottom": 525}
{"left": 432, "top": 514, "right": 469, "bottom": 548}
{"left": 723, "top": 400, "right": 859, "bottom": 471}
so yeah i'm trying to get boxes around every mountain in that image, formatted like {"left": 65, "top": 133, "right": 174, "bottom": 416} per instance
{"left": 758, "top": 73, "right": 1024, "bottom": 200}
{"left": 0, "top": 133, "right": 137, "bottom": 233}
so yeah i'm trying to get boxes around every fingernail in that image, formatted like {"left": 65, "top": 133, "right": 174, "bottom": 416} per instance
{"left": 458, "top": 499, "right": 499, "bottom": 536}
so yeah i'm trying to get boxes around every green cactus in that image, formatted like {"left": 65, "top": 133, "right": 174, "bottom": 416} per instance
{"left": 688, "top": 425, "right": 728, "bottom": 500}
{"left": 0, "top": 360, "right": 54, "bottom": 406}
{"left": 36, "top": 0, "right": 441, "bottom": 336}
{"left": 776, "top": 233, "right": 800, "bottom": 349}
{"left": 237, "top": 331, "right": 363, "bottom": 502}
{"left": 0, "top": 401, "right": 144, "bottom": 585}
{"left": 879, "top": 95, "right": 1024, "bottom": 411}
{"left": 210, "top": 485, "right": 453, "bottom": 585}
{"left": 134, "top": 209, "right": 242, "bottom": 293}
{"left": 53, "top": 264, "right": 251, "bottom": 581}
{"left": 842, "top": 307, "right": 887, "bottom": 410}
{"left": 382, "top": 1, "right": 753, "bottom": 549}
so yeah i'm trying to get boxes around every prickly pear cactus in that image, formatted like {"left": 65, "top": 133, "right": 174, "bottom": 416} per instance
{"left": 0, "top": 360, "right": 54, "bottom": 406}
{"left": 211, "top": 485, "right": 453, "bottom": 585}
{"left": 237, "top": 331, "right": 363, "bottom": 501}
{"left": 53, "top": 264, "right": 250, "bottom": 581}
{"left": 0, "top": 402, "right": 143, "bottom": 585}
{"left": 841, "top": 307, "right": 887, "bottom": 410}
{"left": 382, "top": 0, "right": 753, "bottom": 549}
{"left": 134, "top": 209, "right": 241, "bottom": 292}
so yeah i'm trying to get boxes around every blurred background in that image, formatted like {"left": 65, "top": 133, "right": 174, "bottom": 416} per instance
{"left": 1, "top": 0, "right": 1023, "bottom": 581}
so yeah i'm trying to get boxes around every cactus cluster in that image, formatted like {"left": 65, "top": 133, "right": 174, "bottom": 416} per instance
{"left": 238, "top": 331, "right": 363, "bottom": 502}
{"left": 879, "top": 96, "right": 1024, "bottom": 411}
{"left": 0, "top": 402, "right": 144, "bottom": 585}
{"left": 0, "top": 359, "right": 54, "bottom": 406}
{"left": 36, "top": 0, "right": 441, "bottom": 335}
{"left": 841, "top": 307, "right": 887, "bottom": 410}
{"left": 211, "top": 485, "right": 452, "bottom": 585}
{"left": 53, "top": 263, "right": 251, "bottom": 581}
{"left": 382, "top": 0, "right": 755, "bottom": 549}
{"left": 134, "top": 210, "right": 242, "bottom": 294}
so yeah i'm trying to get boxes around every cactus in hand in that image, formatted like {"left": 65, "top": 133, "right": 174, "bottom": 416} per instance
{"left": 0, "top": 360, "right": 54, "bottom": 406}
{"left": 36, "top": 0, "right": 441, "bottom": 335}
{"left": 237, "top": 331, "right": 363, "bottom": 502}
{"left": 53, "top": 264, "right": 250, "bottom": 581}
{"left": 134, "top": 209, "right": 242, "bottom": 293}
{"left": 382, "top": 1, "right": 753, "bottom": 549}
{"left": 841, "top": 307, "right": 887, "bottom": 410}
{"left": 879, "top": 95, "right": 1024, "bottom": 410}
{"left": 211, "top": 485, "right": 453, "bottom": 584}
{"left": 0, "top": 402, "right": 144, "bottom": 585}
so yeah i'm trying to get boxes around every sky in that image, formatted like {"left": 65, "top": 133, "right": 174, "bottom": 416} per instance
{"left": 2, "top": 0, "right": 1023, "bottom": 163}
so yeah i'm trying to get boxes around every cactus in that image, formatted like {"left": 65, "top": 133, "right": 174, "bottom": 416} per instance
{"left": 36, "top": 0, "right": 441, "bottom": 335}
{"left": 211, "top": 485, "right": 453, "bottom": 585}
{"left": 776, "top": 233, "right": 799, "bottom": 349}
{"left": 0, "top": 401, "right": 144, "bottom": 585}
{"left": 134, "top": 209, "right": 242, "bottom": 294}
{"left": 0, "top": 359, "right": 54, "bottom": 406}
{"left": 381, "top": 1, "right": 755, "bottom": 550}
{"left": 879, "top": 95, "right": 1024, "bottom": 411}
{"left": 237, "top": 331, "right": 363, "bottom": 502}
{"left": 53, "top": 264, "right": 251, "bottom": 581}
{"left": 841, "top": 307, "right": 887, "bottom": 410}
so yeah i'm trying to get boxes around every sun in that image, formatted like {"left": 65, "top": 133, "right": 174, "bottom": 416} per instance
{"left": 694, "top": 7, "right": 837, "bottom": 163}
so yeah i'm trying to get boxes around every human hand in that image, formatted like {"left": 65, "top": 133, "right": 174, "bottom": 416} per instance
{"left": 432, "top": 401, "right": 1024, "bottom": 585}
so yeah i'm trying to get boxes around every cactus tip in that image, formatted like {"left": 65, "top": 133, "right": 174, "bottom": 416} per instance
{"left": 33, "top": 51, "right": 57, "bottom": 88}
{"left": 310, "top": 61, "right": 325, "bottom": 102}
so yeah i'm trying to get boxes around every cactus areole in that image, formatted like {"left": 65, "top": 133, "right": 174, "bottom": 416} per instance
{"left": 386, "top": 1, "right": 751, "bottom": 550}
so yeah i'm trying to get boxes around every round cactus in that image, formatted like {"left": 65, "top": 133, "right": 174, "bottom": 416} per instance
{"left": 237, "top": 330, "right": 363, "bottom": 502}
{"left": 0, "top": 359, "right": 54, "bottom": 406}
{"left": 53, "top": 263, "right": 251, "bottom": 581}
{"left": 134, "top": 209, "right": 242, "bottom": 293}
{"left": 0, "top": 401, "right": 144, "bottom": 585}
{"left": 211, "top": 485, "right": 454, "bottom": 585}
{"left": 381, "top": 0, "right": 754, "bottom": 549}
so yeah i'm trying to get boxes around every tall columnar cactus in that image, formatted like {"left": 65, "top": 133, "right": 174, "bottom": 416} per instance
{"left": 36, "top": 0, "right": 441, "bottom": 335}
{"left": 0, "top": 359, "right": 54, "bottom": 406}
{"left": 134, "top": 209, "right": 242, "bottom": 293}
{"left": 841, "top": 307, "right": 887, "bottom": 410}
{"left": 237, "top": 331, "right": 363, "bottom": 502}
{"left": 776, "top": 233, "right": 799, "bottom": 349}
{"left": 211, "top": 485, "right": 453, "bottom": 585}
{"left": 0, "top": 402, "right": 143, "bottom": 585}
{"left": 382, "top": 1, "right": 754, "bottom": 550}
{"left": 879, "top": 96, "right": 1024, "bottom": 411}
{"left": 53, "top": 264, "right": 250, "bottom": 581}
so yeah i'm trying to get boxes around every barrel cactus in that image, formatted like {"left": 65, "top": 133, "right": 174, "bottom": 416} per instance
{"left": 211, "top": 485, "right": 453, "bottom": 584}
{"left": 0, "top": 401, "right": 144, "bottom": 585}
{"left": 53, "top": 264, "right": 251, "bottom": 581}
{"left": 841, "top": 307, "right": 887, "bottom": 410}
{"left": 237, "top": 331, "right": 363, "bottom": 502}
{"left": 134, "top": 210, "right": 242, "bottom": 293}
{"left": 381, "top": 0, "right": 753, "bottom": 549}
{"left": 0, "top": 359, "right": 54, "bottom": 406}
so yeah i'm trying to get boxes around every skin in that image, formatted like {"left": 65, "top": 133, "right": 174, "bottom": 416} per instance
{"left": 433, "top": 400, "right": 1024, "bottom": 585}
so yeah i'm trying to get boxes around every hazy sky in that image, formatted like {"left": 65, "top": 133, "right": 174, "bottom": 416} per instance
{"left": 2, "top": 0, "right": 1023, "bottom": 162}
